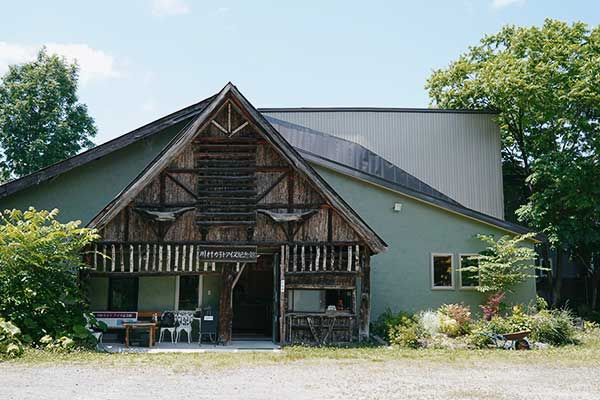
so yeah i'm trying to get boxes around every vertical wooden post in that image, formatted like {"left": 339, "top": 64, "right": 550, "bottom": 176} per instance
{"left": 129, "top": 244, "right": 134, "bottom": 273}
{"left": 218, "top": 264, "right": 236, "bottom": 344}
{"left": 359, "top": 255, "right": 371, "bottom": 342}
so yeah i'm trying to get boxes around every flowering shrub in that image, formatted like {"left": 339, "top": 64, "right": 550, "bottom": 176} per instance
{"left": 480, "top": 292, "right": 505, "bottom": 321}
{"left": 417, "top": 311, "right": 440, "bottom": 336}
{"left": 439, "top": 304, "right": 472, "bottom": 336}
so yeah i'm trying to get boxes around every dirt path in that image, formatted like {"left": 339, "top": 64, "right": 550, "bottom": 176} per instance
{"left": 2, "top": 358, "right": 599, "bottom": 400}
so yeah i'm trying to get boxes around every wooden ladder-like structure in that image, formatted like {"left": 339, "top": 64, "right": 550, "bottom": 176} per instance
{"left": 195, "top": 136, "right": 258, "bottom": 239}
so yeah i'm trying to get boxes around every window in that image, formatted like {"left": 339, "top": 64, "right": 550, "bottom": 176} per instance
{"left": 459, "top": 254, "right": 480, "bottom": 289}
{"left": 178, "top": 275, "right": 199, "bottom": 310}
{"left": 287, "top": 289, "right": 354, "bottom": 313}
{"left": 431, "top": 254, "right": 453, "bottom": 289}
{"left": 108, "top": 277, "right": 139, "bottom": 311}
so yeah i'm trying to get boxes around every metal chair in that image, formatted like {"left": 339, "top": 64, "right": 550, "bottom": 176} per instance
{"left": 175, "top": 311, "right": 194, "bottom": 344}
{"left": 159, "top": 311, "right": 176, "bottom": 343}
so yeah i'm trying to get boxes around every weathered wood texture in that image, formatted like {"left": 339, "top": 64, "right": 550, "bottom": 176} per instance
{"left": 359, "top": 256, "right": 371, "bottom": 341}
{"left": 100, "top": 100, "right": 362, "bottom": 246}
{"left": 218, "top": 266, "right": 236, "bottom": 343}
{"left": 285, "top": 314, "right": 355, "bottom": 344}
{"left": 90, "top": 97, "right": 374, "bottom": 345}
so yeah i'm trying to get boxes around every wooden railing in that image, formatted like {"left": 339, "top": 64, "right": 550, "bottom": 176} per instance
{"left": 88, "top": 242, "right": 236, "bottom": 274}
{"left": 280, "top": 244, "right": 364, "bottom": 273}
{"left": 87, "top": 242, "right": 364, "bottom": 274}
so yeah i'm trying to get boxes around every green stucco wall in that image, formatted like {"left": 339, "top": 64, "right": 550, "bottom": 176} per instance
{"left": 202, "top": 275, "right": 221, "bottom": 312}
{"left": 0, "top": 122, "right": 183, "bottom": 224}
{"left": 313, "top": 166, "right": 536, "bottom": 318}
{"left": 87, "top": 277, "right": 109, "bottom": 310}
{"left": 86, "top": 274, "right": 222, "bottom": 312}
{"left": 138, "top": 276, "right": 177, "bottom": 311}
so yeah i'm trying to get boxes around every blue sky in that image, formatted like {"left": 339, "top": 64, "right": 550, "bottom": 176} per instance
{"left": 0, "top": 0, "right": 598, "bottom": 145}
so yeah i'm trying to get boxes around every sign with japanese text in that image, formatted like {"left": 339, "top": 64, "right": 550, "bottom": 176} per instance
{"left": 196, "top": 245, "right": 258, "bottom": 262}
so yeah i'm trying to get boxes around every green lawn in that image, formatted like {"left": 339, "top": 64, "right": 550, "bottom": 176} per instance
{"left": 3, "top": 330, "right": 599, "bottom": 370}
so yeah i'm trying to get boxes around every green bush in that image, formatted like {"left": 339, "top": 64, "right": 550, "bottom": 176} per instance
{"left": 0, "top": 208, "right": 99, "bottom": 345}
{"left": 388, "top": 315, "right": 425, "bottom": 348}
{"left": 0, "top": 317, "right": 23, "bottom": 357}
{"left": 39, "top": 335, "right": 77, "bottom": 352}
{"left": 506, "top": 305, "right": 534, "bottom": 332}
{"left": 531, "top": 309, "right": 577, "bottom": 346}
{"left": 466, "top": 320, "right": 493, "bottom": 348}
{"left": 371, "top": 308, "right": 414, "bottom": 342}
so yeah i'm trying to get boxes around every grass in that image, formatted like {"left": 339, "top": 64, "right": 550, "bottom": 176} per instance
{"left": 3, "top": 330, "right": 600, "bottom": 370}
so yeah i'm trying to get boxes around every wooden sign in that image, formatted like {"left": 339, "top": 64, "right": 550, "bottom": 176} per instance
{"left": 196, "top": 245, "right": 257, "bottom": 262}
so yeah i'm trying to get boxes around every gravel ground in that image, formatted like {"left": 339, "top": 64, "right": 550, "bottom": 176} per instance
{"left": 2, "top": 358, "right": 599, "bottom": 400}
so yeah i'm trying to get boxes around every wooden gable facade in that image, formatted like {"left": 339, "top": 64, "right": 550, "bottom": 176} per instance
{"left": 85, "top": 84, "right": 385, "bottom": 344}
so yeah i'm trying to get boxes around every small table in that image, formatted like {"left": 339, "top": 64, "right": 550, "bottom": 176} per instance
{"left": 123, "top": 322, "right": 156, "bottom": 347}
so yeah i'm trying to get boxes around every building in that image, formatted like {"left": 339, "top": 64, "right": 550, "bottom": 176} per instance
{"left": 0, "top": 83, "right": 537, "bottom": 345}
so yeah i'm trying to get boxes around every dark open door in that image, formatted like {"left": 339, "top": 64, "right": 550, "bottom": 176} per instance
{"left": 273, "top": 253, "right": 280, "bottom": 342}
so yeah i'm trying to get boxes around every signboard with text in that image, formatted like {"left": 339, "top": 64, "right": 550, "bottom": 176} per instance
{"left": 196, "top": 245, "right": 258, "bottom": 263}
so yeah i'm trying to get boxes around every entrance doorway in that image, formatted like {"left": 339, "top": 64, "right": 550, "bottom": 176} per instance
{"left": 232, "top": 258, "right": 274, "bottom": 339}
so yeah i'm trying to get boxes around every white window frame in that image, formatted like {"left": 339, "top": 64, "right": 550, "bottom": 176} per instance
{"left": 458, "top": 253, "right": 480, "bottom": 290}
{"left": 431, "top": 253, "right": 454, "bottom": 290}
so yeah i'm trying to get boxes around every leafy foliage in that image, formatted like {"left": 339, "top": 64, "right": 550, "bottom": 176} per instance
{"left": 371, "top": 307, "right": 415, "bottom": 342}
{"left": 480, "top": 292, "right": 506, "bottom": 321}
{"left": 530, "top": 309, "right": 578, "bottom": 346}
{"left": 426, "top": 19, "right": 600, "bottom": 307}
{"left": 0, "top": 317, "right": 23, "bottom": 358}
{"left": 388, "top": 315, "right": 424, "bottom": 349}
{"left": 0, "top": 208, "right": 99, "bottom": 344}
{"left": 0, "top": 48, "right": 96, "bottom": 178}
{"left": 464, "top": 233, "right": 539, "bottom": 295}
{"left": 438, "top": 304, "right": 472, "bottom": 336}
{"left": 470, "top": 305, "right": 577, "bottom": 348}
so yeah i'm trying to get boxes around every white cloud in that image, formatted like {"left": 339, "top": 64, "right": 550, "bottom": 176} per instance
{"left": 151, "top": 0, "right": 190, "bottom": 17}
{"left": 492, "top": 0, "right": 525, "bottom": 8}
{"left": 0, "top": 42, "right": 120, "bottom": 85}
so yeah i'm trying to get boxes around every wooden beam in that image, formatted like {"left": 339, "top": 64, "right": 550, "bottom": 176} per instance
{"left": 166, "top": 173, "right": 198, "bottom": 200}
{"left": 256, "top": 171, "right": 288, "bottom": 203}
{"left": 359, "top": 255, "right": 371, "bottom": 342}
{"left": 218, "top": 266, "right": 237, "bottom": 344}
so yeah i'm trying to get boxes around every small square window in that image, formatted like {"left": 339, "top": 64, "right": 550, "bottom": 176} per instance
{"left": 432, "top": 254, "right": 453, "bottom": 289}
{"left": 460, "top": 255, "right": 480, "bottom": 289}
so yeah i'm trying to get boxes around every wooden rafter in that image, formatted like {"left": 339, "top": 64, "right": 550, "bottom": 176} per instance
{"left": 256, "top": 171, "right": 288, "bottom": 203}
{"left": 165, "top": 173, "right": 198, "bottom": 200}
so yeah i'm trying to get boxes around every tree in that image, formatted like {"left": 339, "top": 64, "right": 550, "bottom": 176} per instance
{"left": 426, "top": 19, "right": 600, "bottom": 307}
{"left": 0, "top": 48, "right": 96, "bottom": 178}
{"left": 461, "top": 233, "right": 540, "bottom": 320}
{"left": 465, "top": 233, "right": 539, "bottom": 295}
{"left": 0, "top": 208, "right": 99, "bottom": 344}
